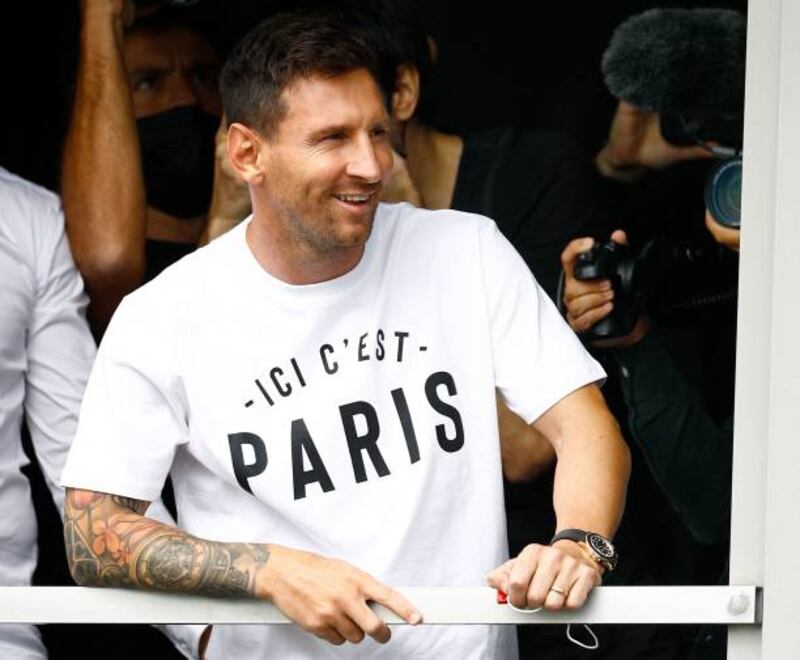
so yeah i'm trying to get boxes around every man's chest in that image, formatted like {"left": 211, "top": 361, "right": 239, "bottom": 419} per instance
{"left": 176, "top": 309, "right": 494, "bottom": 505}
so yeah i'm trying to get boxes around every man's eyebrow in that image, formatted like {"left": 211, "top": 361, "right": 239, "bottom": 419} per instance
{"left": 306, "top": 124, "right": 351, "bottom": 141}
{"left": 307, "top": 119, "right": 388, "bottom": 140}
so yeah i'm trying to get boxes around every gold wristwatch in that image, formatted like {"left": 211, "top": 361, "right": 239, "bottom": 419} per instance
{"left": 550, "top": 528, "right": 618, "bottom": 572}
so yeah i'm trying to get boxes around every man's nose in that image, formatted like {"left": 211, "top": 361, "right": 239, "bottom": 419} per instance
{"left": 167, "top": 71, "right": 200, "bottom": 109}
{"left": 346, "top": 135, "right": 386, "bottom": 183}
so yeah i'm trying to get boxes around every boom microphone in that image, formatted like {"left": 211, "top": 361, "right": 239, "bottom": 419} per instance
{"left": 601, "top": 8, "right": 746, "bottom": 123}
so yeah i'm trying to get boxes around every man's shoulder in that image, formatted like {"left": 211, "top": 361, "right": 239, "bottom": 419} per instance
{"left": 378, "top": 202, "right": 497, "bottom": 243}
{"left": 0, "top": 168, "right": 62, "bottom": 235}
{"left": 0, "top": 168, "right": 66, "bottom": 269}
{"left": 120, "top": 223, "right": 243, "bottom": 321}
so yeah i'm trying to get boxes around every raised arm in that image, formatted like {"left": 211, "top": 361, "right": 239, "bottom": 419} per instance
{"left": 62, "top": 0, "right": 147, "bottom": 335}
{"left": 64, "top": 489, "right": 421, "bottom": 646}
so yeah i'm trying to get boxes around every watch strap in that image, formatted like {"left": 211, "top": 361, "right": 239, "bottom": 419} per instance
{"left": 549, "top": 528, "right": 618, "bottom": 571}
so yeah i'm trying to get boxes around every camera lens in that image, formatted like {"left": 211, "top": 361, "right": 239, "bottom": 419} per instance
{"left": 705, "top": 157, "right": 742, "bottom": 229}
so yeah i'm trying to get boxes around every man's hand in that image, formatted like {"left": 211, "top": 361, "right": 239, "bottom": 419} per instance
{"left": 596, "top": 101, "right": 712, "bottom": 183}
{"left": 201, "top": 117, "right": 252, "bottom": 243}
{"left": 705, "top": 209, "right": 740, "bottom": 251}
{"left": 381, "top": 149, "right": 423, "bottom": 206}
{"left": 561, "top": 231, "right": 650, "bottom": 349}
{"left": 487, "top": 541, "right": 601, "bottom": 611}
{"left": 256, "top": 545, "right": 422, "bottom": 646}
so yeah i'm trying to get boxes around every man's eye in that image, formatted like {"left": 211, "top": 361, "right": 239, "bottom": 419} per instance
{"left": 324, "top": 133, "right": 346, "bottom": 142}
{"left": 371, "top": 127, "right": 389, "bottom": 139}
{"left": 132, "top": 74, "right": 159, "bottom": 92}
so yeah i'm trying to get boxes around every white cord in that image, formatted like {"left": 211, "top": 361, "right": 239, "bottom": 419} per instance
{"left": 505, "top": 600, "right": 599, "bottom": 651}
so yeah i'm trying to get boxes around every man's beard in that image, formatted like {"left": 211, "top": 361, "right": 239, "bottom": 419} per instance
{"left": 277, "top": 196, "right": 378, "bottom": 255}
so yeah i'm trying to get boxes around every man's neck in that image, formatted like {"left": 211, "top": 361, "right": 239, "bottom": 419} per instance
{"left": 404, "top": 122, "right": 463, "bottom": 210}
{"left": 245, "top": 210, "right": 365, "bottom": 286}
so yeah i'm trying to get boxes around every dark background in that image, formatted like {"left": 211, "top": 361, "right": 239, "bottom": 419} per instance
{"left": 3, "top": 0, "right": 745, "bottom": 657}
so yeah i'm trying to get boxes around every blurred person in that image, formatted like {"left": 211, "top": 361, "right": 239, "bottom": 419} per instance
{"left": 62, "top": 0, "right": 248, "bottom": 337}
{"left": 60, "top": 12, "right": 630, "bottom": 659}
{"left": 0, "top": 167, "right": 96, "bottom": 658}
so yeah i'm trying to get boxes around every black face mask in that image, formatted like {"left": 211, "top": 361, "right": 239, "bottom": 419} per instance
{"left": 137, "top": 106, "right": 219, "bottom": 219}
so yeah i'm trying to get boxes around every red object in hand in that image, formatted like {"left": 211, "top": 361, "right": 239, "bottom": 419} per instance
{"left": 496, "top": 590, "right": 508, "bottom": 604}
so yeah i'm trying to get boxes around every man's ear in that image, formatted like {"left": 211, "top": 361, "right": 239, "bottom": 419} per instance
{"left": 391, "top": 64, "right": 420, "bottom": 122}
{"left": 227, "top": 123, "right": 266, "bottom": 185}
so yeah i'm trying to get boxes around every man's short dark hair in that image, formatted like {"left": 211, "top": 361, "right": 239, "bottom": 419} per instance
{"left": 220, "top": 11, "right": 383, "bottom": 136}
{"left": 345, "top": 0, "right": 436, "bottom": 126}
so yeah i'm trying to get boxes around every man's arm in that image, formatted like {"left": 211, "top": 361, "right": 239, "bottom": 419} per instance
{"left": 534, "top": 384, "right": 630, "bottom": 538}
{"left": 595, "top": 100, "right": 711, "bottom": 184}
{"left": 62, "top": 0, "right": 147, "bottom": 336}
{"left": 497, "top": 395, "right": 556, "bottom": 483}
{"left": 488, "top": 384, "right": 630, "bottom": 611}
{"left": 24, "top": 202, "right": 97, "bottom": 517}
{"left": 65, "top": 489, "right": 421, "bottom": 645}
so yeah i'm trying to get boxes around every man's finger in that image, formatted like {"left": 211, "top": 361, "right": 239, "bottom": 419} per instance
{"left": 609, "top": 229, "right": 628, "bottom": 245}
{"left": 487, "top": 559, "right": 514, "bottom": 591}
{"left": 506, "top": 544, "right": 541, "bottom": 608}
{"left": 333, "top": 612, "right": 367, "bottom": 644}
{"left": 564, "top": 570, "right": 598, "bottom": 610}
{"left": 349, "top": 600, "right": 391, "bottom": 644}
{"left": 523, "top": 549, "right": 564, "bottom": 608}
{"left": 568, "top": 302, "right": 613, "bottom": 334}
{"left": 541, "top": 563, "right": 579, "bottom": 611}
{"left": 318, "top": 626, "right": 347, "bottom": 646}
{"left": 563, "top": 277, "right": 611, "bottom": 304}
{"left": 560, "top": 237, "right": 595, "bottom": 271}
{"left": 365, "top": 580, "right": 423, "bottom": 626}
{"left": 566, "top": 290, "right": 614, "bottom": 319}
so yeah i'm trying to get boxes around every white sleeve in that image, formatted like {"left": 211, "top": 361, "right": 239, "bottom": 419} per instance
{"left": 60, "top": 291, "right": 189, "bottom": 502}
{"left": 478, "top": 221, "right": 606, "bottom": 424}
{"left": 24, "top": 200, "right": 97, "bottom": 519}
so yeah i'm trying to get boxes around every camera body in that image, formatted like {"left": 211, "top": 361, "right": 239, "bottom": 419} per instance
{"left": 572, "top": 241, "right": 659, "bottom": 340}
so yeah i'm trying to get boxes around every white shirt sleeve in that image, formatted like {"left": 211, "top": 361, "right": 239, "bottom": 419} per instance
{"left": 23, "top": 195, "right": 97, "bottom": 518}
{"left": 478, "top": 220, "right": 606, "bottom": 424}
{"left": 61, "top": 290, "right": 190, "bottom": 501}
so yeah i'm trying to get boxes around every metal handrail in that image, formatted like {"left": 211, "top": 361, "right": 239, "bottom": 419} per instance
{"left": 0, "top": 585, "right": 761, "bottom": 625}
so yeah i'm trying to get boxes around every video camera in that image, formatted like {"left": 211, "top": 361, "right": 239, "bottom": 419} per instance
{"left": 603, "top": 8, "right": 746, "bottom": 229}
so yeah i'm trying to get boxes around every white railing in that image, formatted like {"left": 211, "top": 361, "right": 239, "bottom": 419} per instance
{"left": 0, "top": 586, "right": 760, "bottom": 626}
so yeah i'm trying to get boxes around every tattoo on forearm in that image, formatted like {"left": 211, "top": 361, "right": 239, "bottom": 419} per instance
{"left": 64, "top": 489, "right": 270, "bottom": 597}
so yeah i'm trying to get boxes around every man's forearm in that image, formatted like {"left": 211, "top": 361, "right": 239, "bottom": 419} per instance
{"left": 64, "top": 489, "right": 269, "bottom": 597}
{"left": 551, "top": 406, "right": 630, "bottom": 538}
{"left": 536, "top": 386, "right": 630, "bottom": 538}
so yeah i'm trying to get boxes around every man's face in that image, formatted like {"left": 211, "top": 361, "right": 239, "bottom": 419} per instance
{"left": 257, "top": 68, "right": 393, "bottom": 254}
{"left": 123, "top": 26, "right": 222, "bottom": 118}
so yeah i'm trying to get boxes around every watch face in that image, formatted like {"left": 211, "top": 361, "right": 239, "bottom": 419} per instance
{"left": 586, "top": 533, "right": 615, "bottom": 559}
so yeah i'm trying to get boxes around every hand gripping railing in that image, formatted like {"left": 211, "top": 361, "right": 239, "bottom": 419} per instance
{"left": 0, "top": 585, "right": 761, "bottom": 626}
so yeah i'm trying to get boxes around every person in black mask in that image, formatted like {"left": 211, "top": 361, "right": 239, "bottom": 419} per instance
{"left": 62, "top": 0, "right": 249, "bottom": 338}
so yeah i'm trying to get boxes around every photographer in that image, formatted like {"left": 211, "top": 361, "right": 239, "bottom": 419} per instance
{"left": 562, "top": 221, "right": 735, "bottom": 547}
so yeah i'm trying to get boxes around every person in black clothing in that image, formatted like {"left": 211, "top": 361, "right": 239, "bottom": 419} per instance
{"left": 62, "top": 0, "right": 248, "bottom": 339}
{"left": 557, "top": 93, "right": 740, "bottom": 657}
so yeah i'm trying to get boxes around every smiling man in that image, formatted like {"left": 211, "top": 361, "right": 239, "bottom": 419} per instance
{"left": 60, "top": 11, "right": 630, "bottom": 660}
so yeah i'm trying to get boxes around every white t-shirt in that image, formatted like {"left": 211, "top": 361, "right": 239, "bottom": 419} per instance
{"left": 0, "top": 167, "right": 96, "bottom": 659}
{"left": 63, "top": 202, "right": 605, "bottom": 660}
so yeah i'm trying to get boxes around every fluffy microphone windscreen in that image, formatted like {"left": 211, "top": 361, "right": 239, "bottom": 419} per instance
{"left": 601, "top": 8, "right": 746, "bottom": 117}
